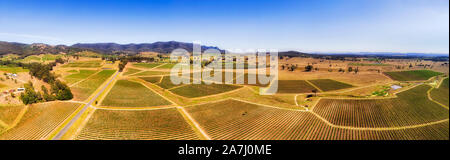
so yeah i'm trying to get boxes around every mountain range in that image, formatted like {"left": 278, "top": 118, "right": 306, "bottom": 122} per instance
{"left": 0, "top": 41, "right": 224, "bottom": 56}
{"left": 0, "top": 41, "right": 448, "bottom": 59}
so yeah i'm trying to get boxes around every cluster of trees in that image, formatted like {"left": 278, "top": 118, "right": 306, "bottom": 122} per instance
{"left": 19, "top": 81, "right": 72, "bottom": 105}
{"left": 0, "top": 59, "right": 74, "bottom": 105}
{"left": 118, "top": 59, "right": 128, "bottom": 72}
{"left": 280, "top": 64, "right": 299, "bottom": 71}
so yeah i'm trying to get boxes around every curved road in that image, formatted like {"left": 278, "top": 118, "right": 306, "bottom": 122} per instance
{"left": 52, "top": 71, "right": 119, "bottom": 140}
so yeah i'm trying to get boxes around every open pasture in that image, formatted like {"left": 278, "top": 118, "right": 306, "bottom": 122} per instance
{"left": 384, "top": 70, "right": 442, "bottom": 81}
{"left": 314, "top": 85, "right": 449, "bottom": 128}
{"left": 101, "top": 80, "right": 171, "bottom": 107}
{"left": 185, "top": 99, "right": 448, "bottom": 140}
{"left": 71, "top": 70, "right": 116, "bottom": 101}
{"left": 75, "top": 108, "right": 200, "bottom": 140}
{"left": 0, "top": 102, "right": 80, "bottom": 140}
{"left": 169, "top": 82, "right": 241, "bottom": 98}
{"left": 308, "top": 79, "right": 353, "bottom": 92}
{"left": 431, "top": 78, "right": 449, "bottom": 107}
{"left": 276, "top": 80, "right": 318, "bottom": 93}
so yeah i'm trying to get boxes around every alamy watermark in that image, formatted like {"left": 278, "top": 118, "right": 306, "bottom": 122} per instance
{"left": 169, "top": 42, "right": 278, "bottom": 95}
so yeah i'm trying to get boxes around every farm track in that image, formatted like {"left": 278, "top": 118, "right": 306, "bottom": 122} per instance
{"left": 51, "top": 71, "right": 120, "bottom": 140}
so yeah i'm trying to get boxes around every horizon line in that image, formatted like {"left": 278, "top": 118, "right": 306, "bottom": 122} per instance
{"left": 1, "top": 40, "right": 449, "bottom": 55}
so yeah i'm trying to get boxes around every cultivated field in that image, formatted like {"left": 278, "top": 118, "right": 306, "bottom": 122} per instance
{"left": 185, "top": 99, "right": 448, "bottom": 140}
{"left": 276, "top": 80, "right": 318, "bottom": 93}
{"left": 132, "top": 63, "right": 162, "bottom": 69}
{"left": 313, "top": 85, "right": 449, "bottom": 128}
{"left": 139, "top": 76, "right": 162, "bottom": 83}
{"left": 123, "top": 68, "right": 141, "bottom": 76}
{"left": 71, "top": 69, "right": 116, "bottom": 101}
{"left": 0, "top": 65, "right": 29, "bottom": 73}
{"left": 0, "top": 105, "right": 25, "bottom": 126}
{"left": 153, "top": 76, "right": 185, "bottom": 89}
{"left": 101, "top": 80, "right": 172, "bottom": 107}
{"left": 169, "top": 82, "right": 242, "bottom": 98}
{"left": 131, "top": 71, "right": 169, "bottom": 76}
{"left": 156, "top": 63, "right": 177, "bottom": 69}
{"left": 431, "top": 78, "right": 449, "bottom": 107}
{"left": 75, "top": 108, "right": 200, "bottom": 140}
{"left": 308, "top": 79, "right": 354, "bottom": 91}
{"left": 0, "top": 102, "right": 80, "bottom": 140}
{"left": 63, "top": 70, "right": 98, "bottom": 85}
{"left": 62, "top": 60, "right": 102, "bottom": 68}
{"left": 384, "top": 70, "right": 442, "bottom": 81}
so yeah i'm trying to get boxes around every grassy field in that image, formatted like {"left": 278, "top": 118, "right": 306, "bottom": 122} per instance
{"left": 101, "top": 80, "right": 171, "bottom": 107}
{"left": 0, "top": 102, "right": 80, "bottom": 140}
{"left": 276, "top": 80, "right": 318, "bottom": 93}
{"left": 314, "top": 85, "right": 449, "bottom": 128}
{"left": 431, "top": 78, "right": 449, "bottom": 107}
{"left": 132, "top": 71, "right": 169, "bottom": 76}
{"left": 169, "top": 82, "right": 242, "bottom": 98}
{"left": 384, "top": 70, "right": 443, "bottom": 81}
{"left": 75, "top": 108, "right": 200, "bottom": 140}
{"left": 123, "top": 68, "right": 141, "bottom": 76}
{"left": 132, "top": 63, "right": 161, "bottom": 69}
{"left": 308, "top": 79, "right": 353, "bottom": 91}
{"left": 0, "top": 65, "right": 29, "bottom": 73}
{"left": 185, "top": 99, "right": 448, "bottom": 140}
{"left": 71, "top": 70, "right": 116, "bottom": 101}
{"left": 63, "top": 70, "right": 98, "bottom": 85}
{"left": 62, "top": 60, "right": 102, "bottom": 68}
{"left": 139, "top": 76, "right": 162, "bottom": 83}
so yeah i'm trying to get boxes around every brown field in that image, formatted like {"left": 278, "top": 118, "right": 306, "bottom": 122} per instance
{"left": 276, "top": 80, "right": 318, "bottom": 93}
{"left": 308, "top": 79, "right": 353, "bottom": 91}
{"left": 169, "top": 82, "right": 242, "bottom": 98}
{"left": 0, "top": 102, "right": 80, "bottom": 140}
{"left": 313, "top": 85, "right": 449, "bottom": 128}
{"left": 75, "top": 108, "right": 200, "bottom": 140}
{"left": 0, "top": 105, "right": 25, "bottom": 126}
{"left": 185, "top": 99, "right": 448, "bottom": 140}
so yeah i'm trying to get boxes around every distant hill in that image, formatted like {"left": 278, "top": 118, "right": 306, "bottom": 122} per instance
{"left": 0, "top": 41, "right": 83, "bottom": 56}
{"left": 72, "top": 41, "right": 224, "bottom": 54}
{"left": 0, "top": 41, "right": 224, "bottom": 56}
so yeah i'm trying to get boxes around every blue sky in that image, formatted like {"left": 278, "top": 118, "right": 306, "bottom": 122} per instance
{"left": 0, "top": 0, "right": 448, "bottom": 53}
